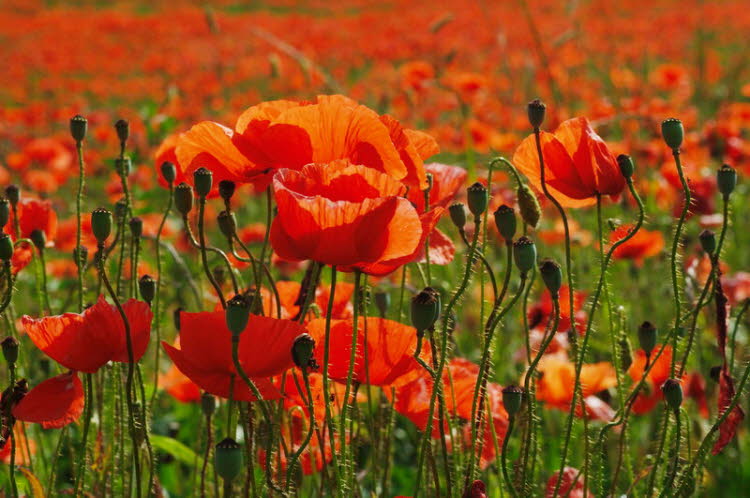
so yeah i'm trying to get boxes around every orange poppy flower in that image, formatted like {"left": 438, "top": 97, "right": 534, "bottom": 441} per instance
{"left": 12, "top": 371, "right": 84, "bottom": 429}
{"left": 4, "top": 198, "right": 58, "bottom": 244}
{"left": 513, "top": 117, "right": 625, "bottom": 208}
{"left": 306, "top": 317, "right": 427, "bottom": 387}
{"left": 627, "top": 345, "right": 678, "bottom": 414}
{"left": 0, "top": 428, "right": 36, "bottom": 465}
{"left": 610, "top": 224, "right": 665, "bottom": 264}
{"left": 22, "top": 295, "right": 152, "bottom": 373}
{"left": 162, "top": 310, "right": 305, "bottom": 402}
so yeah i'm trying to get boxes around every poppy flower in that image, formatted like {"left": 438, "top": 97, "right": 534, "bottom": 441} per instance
{"left": 610, "top": 224, "right": 665, "bottom": 264}
{"left": 162, "top": 310, "right": 305, "bottom": 401}
{"left": 528, "top": 286, "right": 588, "bottom": 336}
{"left": 4, "top": 198, "right": 58, "bottom": 244}
{"left": 12, "top": 371, "right": 84, "bottom": 429}
{"left": 159, "top": 341, "right": 202, "bottom": 404}
{"left": 627, "top": 346, "right": 678, "bottom": 415}
{"left": 513, "top": 117, "right": 625, "bottom": 208}
{"left": 22, "top": 295, "right": 152, "bottom": 373}
{"left": 0, "top": 428, "right": 36, "bottom": 465}
{"left": 546, "top": 467, "right": 588, "bottom": 498}
{"left": 258, "top": 413, "right": 339, "bottom": 476}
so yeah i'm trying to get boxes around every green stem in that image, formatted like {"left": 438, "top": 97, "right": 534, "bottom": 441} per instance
{"left": 150, "top": 183, "right": 173, "bottom": 408}
{"left": 501, "top": 417, "right": 518, "bottom": 498}
{"left": 198, "top": 197, "right": 228, "bottom": 307}
{"left": 339, "top": 270, "right": 361, "bottom": 489}
{"left": 658, "top": 410, "right": 681, "bottom": 498}
{"left": 75, "top": 140, "right": 85, "bottom": 311}
{"left": 321, "top": 266, "right": 343, "bottom": 496}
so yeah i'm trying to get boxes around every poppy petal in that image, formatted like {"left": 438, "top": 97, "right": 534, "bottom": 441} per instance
{"left": 12, "top": 372, "right": 84, "bottom": 429}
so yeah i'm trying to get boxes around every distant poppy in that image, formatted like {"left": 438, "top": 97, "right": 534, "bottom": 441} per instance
{"left": 4, "top": 198, "right": 58, "bottom": 244}
{"left": 513, "top": 117, "right": 625, "bottom": 208}
{"left": 610, "top": 224, "right": 665, "bottom": 264}
{"left": 546, "top": 467, "right": 587, "bottom": 498}
{"left": 627, "top": 346, "right": 678, "bottom": 414}
{"left": 12, "top": 371, "right": 84, "bottom": 429}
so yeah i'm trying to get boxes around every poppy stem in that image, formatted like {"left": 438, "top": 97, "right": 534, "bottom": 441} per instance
{"left": 7, "top": 362, "right": 17, "bottom": 498}
{"left": 501, "top": 416, "right": 518, "bottom": 498}
{"left": 658, "top": 409, "right": 681, "bottom": 498}
{"left": 321, "top": 265, "right": 343, "bottom": 496}
{"left": 645, "top": 405, "right": 671, "bottom": 497}
{"left": 74, "top": 138, "right": 85, "bottom": 312}
{"left": 285, "top": 369, "right": 316, "bottom": 492}
{"left": 198, "top": 197, "right": 228, "bottom": 308}
{"left": 73, "top": 373, "right": 94, "bottom": 495}
{"left": 339, "top": 269, "right": 361, "bottom": 488}
{"left": 201, "top": 411, "right": 213, "bottom": 498}
{"left": 232, "top": 234, "right": 282, "bottom": 318}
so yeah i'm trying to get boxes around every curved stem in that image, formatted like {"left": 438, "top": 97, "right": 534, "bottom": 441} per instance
{"left": 198, "top": 198, "right": 228, "bottom": 307}
{"left": 151, "top": 183, "right": 173, "bottom": 408}
{"left": 501, "top": 416, "right": 518, "bottom": 498}
{"left": 321, "top": 265, "right": 342, "bottom": 495}
{"left": 645, "top": 406, "right": 670, "bottom": 497}
{"left": 658, "top": 410, "right": 681, "bottom": 498}
{"left": 339, "top": 270, "right": 361, "bottom": 489}
{"left": 285, "top": 369, "right": 316, "bottom": 492}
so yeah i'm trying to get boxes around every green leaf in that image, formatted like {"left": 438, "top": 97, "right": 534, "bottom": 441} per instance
{"left": 150, "top": 435, "right": 202, "bottom": 467}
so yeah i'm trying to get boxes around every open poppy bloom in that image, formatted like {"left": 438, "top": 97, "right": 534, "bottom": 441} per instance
{"left": 4, "top": 197, "right": 58, "bottom": 244}
{"left": 271, "top": 160, "right": 441, "bottom": 275}
{"left": 159, "top": 340, "right": 202, "bottom": 404}
{"left": 610, "top": 224, "right": 665, "bottom": 265}
{"left": 546, "top": 467, "right": 589, "bottom": 498}
{"left": 261, "top": 281, "right": 355, "bottom": 321}
{"left": 12, "top": 371, "right": 84, "bottom": 429}
{"left": 627, "top": 346, "right": 678, "bottom": 415}
{"left": 163, "top": 310, "right": 305, "bottom": 401}
{"left": 513, "top": 117, "right": 625, "bottom": 208}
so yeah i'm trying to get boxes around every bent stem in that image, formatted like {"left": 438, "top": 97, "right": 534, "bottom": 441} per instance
{"left": 501, "top": 416, "right": 518, "bottom": 498}
{"left": 151, "top": 182, "right": 173, "bottom": 408}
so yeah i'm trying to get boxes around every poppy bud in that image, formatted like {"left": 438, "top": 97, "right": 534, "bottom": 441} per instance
{"left": 411, "top": 287, "right": 441, "bottom": 333}
{"left": 173, "top": 307, "right": 183, "bottom": 331}
{"left": 292, "top": 333, "right": 316, "bottom": 370}
{"left": 161, "top": 161, "right": 177, "bottom": 185}
{"left": 717, "top": 164, "right": 737, "bottom": 198}
{"left": 527, "top": 99, "right": 546, "bottom": 129}
{"left": 617, "top": 154, "right": 635, "bottom": 179}
{"left": 661, "top": 378, "right": 683, "bottom": 412}
{"left": 115, "top": 119, "right": 129, "bottom": 143}
{"left": 709, "top": 365, "right": 722, "bottom": 383}
{"left": 70, "top": 114, "right": 88, "bottom": 142}
{"left": 115, "top": 157, "right": 132, "bottom": 177}
{"left": 219, "top": 180, "right": 236, "bottom": 203}
{"left": 91, "top": 208, "right": 113, "bottom": 244}
{"left": 513, "top": 236, "right": 536, "bottom": 274}
{"left": 129, "top": 217, "right": 143, "bottom": 239}
{"left": 449, "top": 203, "right": 467, "bottom": 229}
{"left": 0, "top": 234, "right": 13, "bottom": 261}
{"left": 30, "top": 229, "right": 46, "bottom": 252}
{"left": 493, "top": 205, "right": 516, "bottom": 243}
{"left": 201, "top": 392, "right": 216, "bottom": 417}
{"left": 114, "top": 198, "right": 128, "bottom": 221}
{"left": 374, "top": 291, "right": 390, "bottom": 317}
{"left": 699, "top": 229, "right": 716, "bottom": 255}
{"left": 5, "top": 185, "right": 19, "bottom": 207}
{"left": 73, "top": 246, "right": 88, "bottom": 269}
{"left": 661, "top": 118, "right": 683, "bottom": 150}
{"left": 226, "top": 294, "right": 251, "bottom": 337}
{"left": 1, "top": 337, "right": 18, "bottom": 365}
{"left": 502, "top": 385, "right": 524, "bottom": 417}
{"left": 174, "top": 183, "right": 194, "bottom": 216}
{"left": 539, "top": 259, "right": 562, "bottom": 297}
{"left": 193, "top": 167, "right": 213, "bottom": 198}
{"left": 467, "top": 182, "right": 488, "bottom": 217}
{"left": 139, "top": 275, "right": 156, "bottom": 304}
{"left": 215, "top": 438, "right": 243, "bottom": 482}
{"left": 637, "top": 321, "right": 657, "bottom": 357}
{"left": 517, "top": 183, "right": 541, "bottom": 228}
{"left": 217, "top": 211, "right": 237, "bottom": 240}
{"left": 0, "top": 198, "right": 8, "bottom": 227}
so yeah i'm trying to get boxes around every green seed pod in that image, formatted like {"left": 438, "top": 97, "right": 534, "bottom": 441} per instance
{"left": 161, "top": 161, "right": 177, "bottom": 185}
{"left": 502, "top": 385, "right": 524, "bottom": 417}
{"left": 217, "top": 210, "right": 237, "bottom": 240}
{"left": 138, "top": 275, "right": 156, "bottom": 305}
{"left": 5, "top": 185, "right": 19, "bottom": 207}
{"left": 637, "top": 321, "right": 657, "bottom": 357}
{"left": 513, "top": 236, "right": 537, "bottom": 274}
{"left": 661, "top": 118, "right": 684, "bottom": 150}
{"left": 493, "top": 204, "right": 516, "bottom": 243}
{"left": 0, "top": 234, "right": 13, "bottom": 261}
{"left": 527, "top": 99, "right": 546, "bottom": 129}
{"left": 225, "top": 294, "right": 251, "bottom": 337}
{"left": 201, "top": 392, "right": 216, "bottom": 417}
{"left": 466, "top": 182, "right": 489, "bottom": 217}
{"left": 517, "top": 183, "right": 541, "bottom": 228}
{"left": 449, "top": 203, "right": 467, "bottom": 229}
{"left": 411, "top": 287, "right": 441, "bottom": 333}
{"left": 115, "top": 119, "right": 129, "bottom": 144}
{"left": 174, "top": 183, "right": 194, "bottom": 216}
{"left": 617, "top": 154, "right": 635, "bottom": 179}
{"left": 219, "top": 180, "right": 236, "bottom": 203}
{"left": 91, "top": 208, "right": 113, "bottom": 244}
{"left": 374, "top": 291, "right": 390, "bottom": 317}
{"left": 193, "top": 167, "right": 213, "bottom": 198}
{"left": 0, "top": 198, "right": 9, "bottom": 228}
{"left": 30, "top": 229, "right": 46, "bottom": 252}
{"left": 115, "top": 157, "right": 132, "bottom": 177}
{"left": 215, "top": 438, "right": 243, "bottom": 482}
{"left": 70, "top": 114, "right": 88, "bottom": 143}
{"left": 717, "top": 164, "right": 737, "bottom": 198}
{"left": 699, "top": 229, "right": 716, "bottom": 256}
{"left": 292, "top": 333, "right": 316, "bottom": 370}
{"left": 114, "top": 198, "right": 128, "bottom": 221}
{"left": 1, "top": 337, "right": 19, "bottom": 365}
{"left": 661, "top": 378, "right": 683, "bottom": 412}
{"left": 129, "top": 217, "right": 143, "bottom": 239}
{"left": 539, "top": 258, "right": 562, "bottom": 297}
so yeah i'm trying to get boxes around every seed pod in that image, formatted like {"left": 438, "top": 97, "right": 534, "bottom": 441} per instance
{"left": 174, "top": 183, "right": 194, "bottom": 216}
{"left": 30, "top": 229, "right": 46, "bottom": 252}
{"left": 411, "top": 287, "right": 441, "bottom": 333}
{"left": 139, "top": 275, "right": 156, "bottom": 305}
{"left": 517, "top": 183, "right": 541, "bottom": 228}
{"left": 225, "top": 294, "right": 251, "bottom": 337}
{"left": 539, "top": 259, "right": 562, "bottom": 297}
{"left": 617, "top": 154, "right": 635, "bottom": 179}
{"left": 129, "top": 217, "right": 143, "bottom": 239}
{"left": 661, "top": 378, "right": 683, "bottom": 412}
{"left": 0, "top": 234, "right": 12, "bottom": 261}
{"left": 70, "top": 115, "right": 88, "bottom": 142}
{"left": 218, "top": 211, "right": 237, "bottom": 240}
{"left": 527, "top": 99, "right": 546, "bottom": 129}
{"left": 161, "top": 161, "right": 177, "bottom": 185}
{"left": 513, "top": 236, "right": 537, "bottom": 274}
{"left": 637, "top": 321, "right": 657, "bottom": 357}
{"left": 0, "top": 199, "right": 8, "bottom": 228}
{"left": 502, "top": 385, "right": 524, "bottom": 416}
{"left": 661, "top": 118, "right": 684, "bottom": 150}
{"left": 717, "top": 164, "right": 737, "bottom": 198}
{"left": 5, "top": 185, "right": 19, "bottom": 207}
{"left": 214, "top": 438, "right": 243, "bottom": 482}
{"left": 91, "top": 208, "right": 113, "bottom": 244}
{"left": 292, "top": 333, "right": 316, "bottom": 369}
{"left": 219, "top": 180, "right": 236, "bottom": 203}
{"left": 193, "top": 167, "right": 213, "bottom": 198}
{"left": 1, "top": 337, "right": 19, "bottom": 365}
{"left": 449, "top": 203, "right": 467, "bottom": 229}
{"left": 699, "top": 229, "right": 716, "bottom": 256}
{"left": 115, "top": 119, "right": 130, "bottom": 143}
{"left": 201, "top": 392, "right": 216, "bottom": 417}
{"left": 493, "top": 205, "right": 516, "bottom": 243}
{"left": 467, "top": 182, "right": 488, "bottom": 217}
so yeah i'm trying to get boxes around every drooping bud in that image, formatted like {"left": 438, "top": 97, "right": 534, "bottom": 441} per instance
{"left": 513, "top": 236, "right": 536, "bottom": 274}
{"left": 139, "top": 275, "right": 156, "bottom": 305}
{"left": 115, "top": 119, "right": 130, "bottom": 144}
{"left": 449, "top": 203, "right": 467, "bottom": 229}
{"left": 174, "top": 182, "right": 194, "bottom": 216}
{"left": 193, "top": 167, "right": 213, "bottom": 198}
{"left": 225, "top": 294, "right": 251, "bottom": 337}
{"left": 539, "top": 259, "right": 562, "bottom": 297}
{"left": 637, "top": 321, "right": 657, "bottom": 357}
{"left": 527, "top": 99, "right": 546, "bottom": 129}
{"left": 699, "top": 229, "right": 716, "bottom": 256}
{"left": 115, "top": 157, "right": 132, "bottom": 177}
{"left": 717, "top": 164, "right": 737, "bottom": 198}
{"left": 70, "top": 115, "right": 88, "bottom": 143}
{"left": 91, "top": 208, "right": 113, "bottom": 244}
{"left": 661, "top": 118, "right": 684, "bottom": 150}
{"left": 5, "top": 185, "right": 19, "bottom": 207}
{"left": 217, "top": 211, "right": 237, "bottom": 240}
{"left": 502, "top": 385, "right": 524, "bottom": 417}
{"left": 411, "top": 287, "right": 441, "bottom": 333}
{"left": 201, "top": 392, "right": 216, "bottom": 417}
{"left": 467, "top": 182, "right": 488, "bottom": 217}
{"left": 0, "top": 198, "right": 9, "bottom": 227}
{"left": 661, "top": 378, "right": 683, "bottom": 412}
{"left": 161, "top": 161, "right": 177, "bottom": 185}
{"left": 129, "top": 217, "right": 143, "bottom": 239}
{"left": 292, "top": 333, "right": 316, "bottom": 370}
{"left": 617, "top": 154, "right": 635, "bottom": 179}
{"left": 214, "top": 438, "right": 243, "bottom": 481}
{"left": 374, "top": 291, "right": 390, "bottom": 318}
{"left": 1, "top": 337, "right": 19, "bottom": 365}
{"left": 219, "top": 180, "right": 236, "bottom": 204}
{"left": 517, "top": 183, "right": 541, "bottom": 228}
{"left": 0, "top": 234, "right": 13, "bottom": 261}
{"left": 30, "top": 229, "right": 46, "bottom": 252}
{"left": 493, "top": 205, "right": 516, "bottom": 243}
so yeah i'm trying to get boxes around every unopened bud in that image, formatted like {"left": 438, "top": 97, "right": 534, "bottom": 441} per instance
{"left": 513, "top": 236, "right": 536, "bottom": 274}
{"left": 527, "top": 99, "right": 546, "bottom": 129}
{"left": 502, "top": 385, "right": 524, "bottom": 416}
{"left": 661, "top": 118, "right": 684, "bottom": 150}
{"left": 70, "top": 115, "right": 88, "bottom": 142}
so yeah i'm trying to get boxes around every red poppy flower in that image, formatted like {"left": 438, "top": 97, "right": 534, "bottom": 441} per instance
{"left": 528, "top": 286, "right": 587, "bottom": 335}
{"left": 159, "top": 340, "right": 201, "bottom": 404}
{"left": 546, "top": 467, "right": 587, "bottom": 498}
{"left": 162, "top": 310, "right": 305, "bottom": 401}
{"left": 610, "top": 224, "right": 665, "bottom": 264}
{"left": 258, "top": 413, "right": 339, "bottom": 476}
{"left": 0, "top": 429, "right": 35, "bottom": 465}
{"left": 12, "top": 371, "right": 84, "bottom": 429}
{"left": 627, "top": 346, "right": 679, "bottom": 415}
{"left": 4, "top": 198, "right": 58, "bottom": 244}
{"left": 22, "top": 295, "right": 152, "bottom": 373}
{"left": 513, "top": 117, "right": 625, "bottom": 208}
{"left": 406, "top": 163, "right": 467, "bottom": 213}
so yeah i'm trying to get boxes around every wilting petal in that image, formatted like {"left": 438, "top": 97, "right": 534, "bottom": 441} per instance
{"left": 713, "top": 368, "right": 745, "bottom": 455}
{"left": 13, "top": 372, "right": 84, "bottom": 429}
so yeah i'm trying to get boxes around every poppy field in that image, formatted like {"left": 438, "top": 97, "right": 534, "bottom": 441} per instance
{"left": 2, "top": 0, "right": 750, "bottom": 496}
